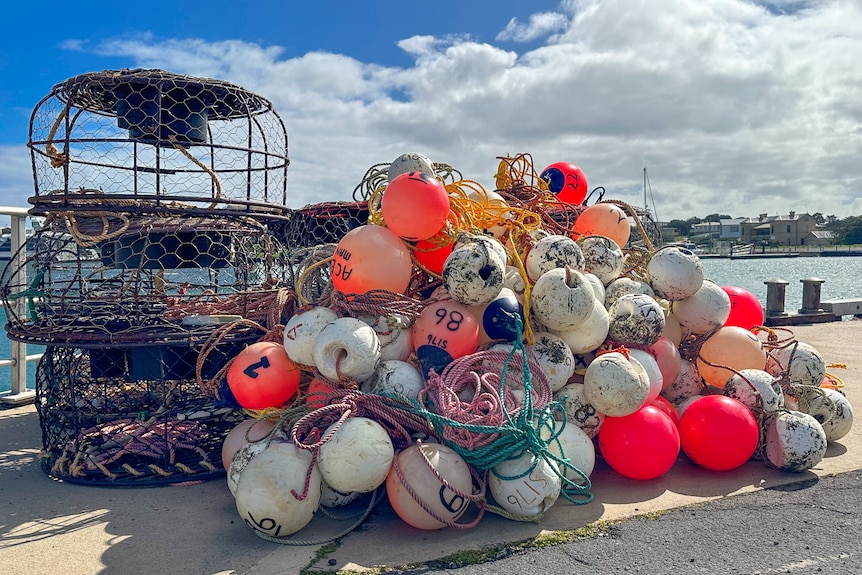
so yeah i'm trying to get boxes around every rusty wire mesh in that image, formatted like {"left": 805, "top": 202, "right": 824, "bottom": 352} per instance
{"left": 34, "top": 344, "right": 246, "bottom": 485}
{"left": 0, "top": 214, "right": 293, "bottom": 346}
{"left": 28, "top": 68, "right": 290, "bottom": 219}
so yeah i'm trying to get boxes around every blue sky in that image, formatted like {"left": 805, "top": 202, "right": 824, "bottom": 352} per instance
{"left": 2, "top": 0, "right": 860, "bottom": 227}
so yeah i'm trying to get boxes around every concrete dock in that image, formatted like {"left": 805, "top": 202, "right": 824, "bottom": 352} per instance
{"left": 1, "top": 320, "right": 860, "bottom": 575}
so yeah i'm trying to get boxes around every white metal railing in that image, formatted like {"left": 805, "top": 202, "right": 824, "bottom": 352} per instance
{"left": 1, "top": 206, "right": 39, "bottom": 405}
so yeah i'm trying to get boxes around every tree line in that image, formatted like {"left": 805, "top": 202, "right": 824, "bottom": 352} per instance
{"left": 666, "top": 213, "right": 862, "bottom": 245}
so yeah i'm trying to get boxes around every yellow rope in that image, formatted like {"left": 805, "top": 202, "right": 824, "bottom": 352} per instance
{"left": 169, "top": 135, "right": 223, "bottom": 209}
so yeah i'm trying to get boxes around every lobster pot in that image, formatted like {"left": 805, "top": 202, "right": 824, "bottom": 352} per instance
{"left": 0, "top": 215, "right": 295, "bottom": 346}
{"left": 281, "top": 201, "right": 369, "bottom": 250}
{"left": 28, "top": 68, "right": 290, "bottom": 220}
{"left": 34, "top": 343, "right": 250, "bottom": 485}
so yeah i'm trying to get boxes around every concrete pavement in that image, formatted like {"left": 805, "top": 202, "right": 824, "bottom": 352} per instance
{"left": 1, "top": 320, "right": 860, "bottom": 575}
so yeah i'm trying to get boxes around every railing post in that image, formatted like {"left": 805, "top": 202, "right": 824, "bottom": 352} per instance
{"left": 10, "top": 213, "right": 28, "bottom": 395}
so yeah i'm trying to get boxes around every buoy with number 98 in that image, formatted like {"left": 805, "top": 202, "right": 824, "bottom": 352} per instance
{"left": 413, "top": 299, "right": 479, "bottom": 377}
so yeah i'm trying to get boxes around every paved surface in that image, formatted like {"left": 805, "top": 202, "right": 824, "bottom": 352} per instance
{"left": 1, "top": 320, "right": 860, "bottom": 575}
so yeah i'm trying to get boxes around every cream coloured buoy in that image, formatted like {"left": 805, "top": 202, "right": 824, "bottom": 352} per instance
{"left": 764, "top": 410, "right": 828, "bottom": 472}
{"left": 221, "top": 417, "right": 277, "bottom": 472}
{"left": 551, "top": 297, "right": 609, "bottom": 355}
{"left": 318, "top": 417, "right": 394, "bottom": 493}
{"left": 647, "top": 246, "right": 704, "bottom": 301}
{"left": 386, "top": 442, "right": 474, "bottom": 530}
{"left": 584, "top": 351, "right": 650, "bottom": 417}
{"left": 530, "top": 267, "right": 596, "bottom": 331}
{"left": 502, "top": 265, "right": 528, "bottom": 297}
{"left": 388, "top": 152, "right": 435, "bottom": 182}
{"left": 313, "top": 317, "right": 381, "bottom": 383}
{"left": 722, "top": 369, "right": 784, "bottom": 419}
{"left": 767, "top": 341, "right": 826, "bottom": 388}
{"left": 584, "top": 272, "right": 606, "bottom": 305}
{"left": 489, "top": 451, "right": 561, "bottom": 517}
{"left": 577, "top": 235, "right": 624, "bottom": 286}
{"left": 529, "top": 332, "right": 576, "bottom": 393}
{"left": 234, "top": 443, "right": 322, "bottom": 537}
{"left": 442, "top": 240, "right": 506, "bottom": 306}
{"left": 358, "top": 313, "right": 414, "bottom": 362}
{"left": 697, "top": 326, "right": 767, "bottom": 388}
{"left": 607, "top": 293, "right": 665, "bottom": 347}
{"left": 360, "top": 359, "right": 425, "bottom": 401}
{"left": 604, "top": 277, "right": 655, "bottom": 309}
{"left": 319, "top": 482, "right": 362, "bottom": 508}
{"left": 554, "top": 382, "right": 606, "bottom": 438}
{"left": 670, "top": 279, "right": 731, "bottom": 335}
{"left": 525, "top": 234, "right": 585, "bottom": 282}
{"left": 283, "top": 306, "right": 339, "bottom": 367}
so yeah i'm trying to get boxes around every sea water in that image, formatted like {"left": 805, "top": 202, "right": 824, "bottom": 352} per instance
{"left": 2, "top": 256, "right": 861, "bottom": 393}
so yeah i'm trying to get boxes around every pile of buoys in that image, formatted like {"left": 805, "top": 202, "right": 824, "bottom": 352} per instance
{"left": 215, "top": 152, "right": 854, "bottom": 542}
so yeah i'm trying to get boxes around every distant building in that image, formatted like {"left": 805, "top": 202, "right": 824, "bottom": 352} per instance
{"left": 720, "top": 218, "right": 744, "bottom": 240}
{"left": 802, "top": 230, "right": 835, "bottom": 246}
{"left": 690, "top": 221, "right": 721, "bottom": 241}
{"left": 739, "top": 212, "right": 817, "bottom": 246}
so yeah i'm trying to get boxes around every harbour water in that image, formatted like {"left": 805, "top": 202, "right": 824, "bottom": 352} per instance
{"left": 2, "top": 255, "right": 860, "bottom": 394}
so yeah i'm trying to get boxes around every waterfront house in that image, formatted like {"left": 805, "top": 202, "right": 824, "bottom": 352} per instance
{"left": 739, "top": 212, "right": 817, "bottom": 246}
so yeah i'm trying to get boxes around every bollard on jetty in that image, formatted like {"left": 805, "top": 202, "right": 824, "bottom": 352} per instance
{"left": 764, "top": 278, "right": 790, "bottom": 317}
{"left": 799, "top": 277, "right": 826, "bottom": 314}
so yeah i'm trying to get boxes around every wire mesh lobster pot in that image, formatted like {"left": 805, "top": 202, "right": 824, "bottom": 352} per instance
{"left": 34, "top": 343, "right": 251, "bottom": 485}
{"left": 27, "top": 68, "right": 290, "bottom": 220}
{"left": 0, "top": 215, "right": 294, "bottom": 346}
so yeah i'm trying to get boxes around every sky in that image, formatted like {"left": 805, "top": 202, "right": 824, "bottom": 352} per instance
{"left": 1, "top": 0, "right": 860, "bottom": 229}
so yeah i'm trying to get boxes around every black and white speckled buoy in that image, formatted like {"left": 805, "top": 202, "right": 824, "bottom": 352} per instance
{"left": 530, "top": 331, "right": 576, "bottom": 393}
{"left": 583, "top": 351, "right": 650, "bottom": 417}
{"left": 764, "top": 410, "right": 828, "bottom": 472}
{"left": 360, "top": 359, "right": 425, "bottom": 402}
{"left": 388, "top": 152, "right": 435, "bottom": 182}
{"left": 647, "top": 246, "right": 704, "bottom": 301}
{"left": 819, "top": 388, "right": 854, "bottom": 442}
{"left": 671, "top": 279, "right": 731, "bottom": 335}
{"left": 442, "top": 239, "right": 506, "bottom": 306}
{"left": 358, "top": 313, "right": 413, "bottom": 362}
{"left": 577, "top": 235, "right": 624, "bottom": 286}
{"left": 607, "top": 293, "right": 666, "bottom": 346}
{"left": 525, "top": 234, "right": 585, "bottom": 282}
{"left": 661, "top": 359, "right": 705, "bottom": 404}
{"left": 767, "top": 341, "right": 827, "bottom": 388}
{"left": 604, "top": 277, "right": 656, "bottom": 309}
{"left": 554, "top": 382, "right": 606, "bottom": 438}
{"left": 530, "top": 267, "right": 596, "bottom": 331}
{"left": 722, "top": 368, "right": 785, "bottom": 419}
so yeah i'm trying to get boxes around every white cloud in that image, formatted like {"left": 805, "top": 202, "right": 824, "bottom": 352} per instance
{"left": 3, "top": 0, "right": 861, "bottom": 228}
{"left": 496, "top": 12, "right": 569, "bottom": 42}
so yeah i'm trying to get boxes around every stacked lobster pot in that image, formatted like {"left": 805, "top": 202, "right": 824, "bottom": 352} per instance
{"left": 0, "top": 69, "right": 294, "bottom": 485}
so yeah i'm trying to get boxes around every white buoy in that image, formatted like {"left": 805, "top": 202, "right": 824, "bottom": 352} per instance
{"left": 628, "top": 349, "right": 663, "bottom": 403}
{"left": 525, "top": 234, "right": 585, "bottom": 282}
{"left": 313, "top": 317, "right": 381, "bottom": 383}
{"left": 577, "top": 235, "right": 624, "bottom": 286}
{"left": 604, "top": 277, "right": 655, "bottom": 309}
{"left": 583, "top": 273, "right": 606, "bottom": 305}
{"left": 318, "top": 417, "right": 395, "bottom": 493}
{"left": 283, "top": 306, "right": 339, "bottom": 367}
{"left": 502, "top": 265, "right": 528, "bottom": 297}
{"left": 607, "top": 293, "right": 665, "bottom": 346}
{"left": 388, "top": 152, "right": 435, "bottom": 182}
{"left": 360, "top": 359, "right": 425, "bottom": 401}
{"left": 442, "top": 240, "right": 506, "bottom": 306}
{"left": 319, "top": 482, "right": 362, "bottom": 508}
{"left": 554, "top": 382, "right": 606, "bottom": 438}
{"left": 764, "top": 410, "right": 828, "bottom": 472}
{"left": 819, "top": 388, "right": 854, "bottom": 442}
{"left": 540, "top": 420, "right": 596, "bottom": 485}
{"left": 357, "top": 313, "right": 414, "bottom": 362}
{"left": 467, "top": 188, "right": 511, "bottom": 239}
{"left": 551, "top": 298, "right": 609, "bottom": 355}
{"left": 530, "top": 267, "right": 596, "bottom": 331}
{"left": 722, "top": 369, "right": 784, "bottom": 419}
{"left": 583, "top": 351, "right": 650, "bottom": 417}
{"left": 234, "top": 443, "right": 322, "bottom": 537}
{"left": 227, "top": 440, "right": 271, "bottom": 497}
{"left": 670, "top": 279, "right": 731, "bottom": 335}
{"left": 489, "top": 452, "right": 561, "bottom": 517}
{"left": 454, "top": 234, "right": 509, "bottom": 268}
{"left": 647, "top": 246, "right": 704, "bottom": 301}
{"left": 767, "top": 341, "right": 827, "bottom": 388}
{"left": 529, "top": 332, "right": 576, "bottom": 393}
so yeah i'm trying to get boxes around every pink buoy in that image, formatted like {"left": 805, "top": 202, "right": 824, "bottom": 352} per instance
{"left": 331, "top": 225, "right": 413, "bottom": 294}
{"left": 382, "top": 171, "right": 450, "bottom": 241}
{"left": 572, "top": 203, "right": 630, "bottom": 248}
